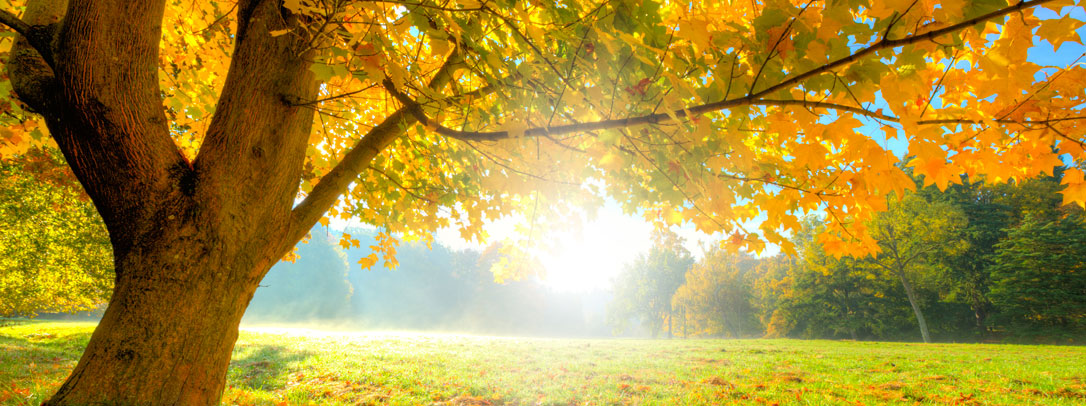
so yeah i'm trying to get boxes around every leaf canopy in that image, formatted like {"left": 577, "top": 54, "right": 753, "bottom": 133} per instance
{"left": 1, "top": 0, "right": 1084, "bottom": 276}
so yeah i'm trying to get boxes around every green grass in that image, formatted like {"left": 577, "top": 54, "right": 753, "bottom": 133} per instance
{"left": 2, "top": 322, "right": 1084, "bottom": 405}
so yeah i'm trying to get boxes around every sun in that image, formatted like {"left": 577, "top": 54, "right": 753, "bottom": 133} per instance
{"left": 537, "top": 209, "right": 653, "bottom": 292}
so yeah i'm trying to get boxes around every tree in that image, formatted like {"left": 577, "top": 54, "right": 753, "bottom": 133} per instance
{"left": 939, "top": 180, "right": 1013, "bottom": 336}
{"left": 672, "top": 248, "right": 759, "bottom": 338}
{"left": 750, "top": 255, "right": 790, "bottom": 336}
{"left": 766, "top": 220, "right": 911, "bottom": 340}
{"left": 932, "top": 172, "right": 1071, "bottom": 338}
{"left": 608, "top": 242, "right": 692, "bottom": 337}
{"left": 0, "top": 0, "right": 1084, "bottom": 402}
{"left": 989, "top": 212, "right": 1086, "bottom": 341}
{"left": 868, "top": 193, "right": 968, "bottom": 342}
{"left": 0, "top": 149, "right": 112, "bottom": 317}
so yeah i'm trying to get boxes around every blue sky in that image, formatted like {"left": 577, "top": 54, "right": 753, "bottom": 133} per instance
{"left": 433, "top": 3, "right": 1086, "bottom": 292}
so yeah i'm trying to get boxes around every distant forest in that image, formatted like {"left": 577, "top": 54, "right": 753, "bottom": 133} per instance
{"left": 244, "top": 229, "right": 612, "bottom": 337}
{"left": 611, "top": 171, "right": 1086, "bottom": 344}
{"left": 249, "top": 171, "right": 1085, "bottom": 344}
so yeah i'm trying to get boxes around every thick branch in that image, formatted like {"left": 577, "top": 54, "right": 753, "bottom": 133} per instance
{"left": 36, "top": 0, "right": 193, "bottom": 258}
{"left": 385, "top": 80, "right": 1085, "bottom": 142}
{"left": 384, "top": 0, "right": 1058, "bottom": 142}
{"left": 190, "top": 0, "right": 327, "bottom": 273}
{"left": 5, "top": 0, "right": 66, "bottom": 112}
{"left": 0, "top": 10, "right": 32, "bottom": 36}
{"left": 283, "top": 47, "right": 465, "bottom": 251}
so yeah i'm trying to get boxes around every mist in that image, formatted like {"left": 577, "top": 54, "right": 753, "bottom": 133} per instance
{"left": 242, "top": 227, "right": 616, "bottom": 337}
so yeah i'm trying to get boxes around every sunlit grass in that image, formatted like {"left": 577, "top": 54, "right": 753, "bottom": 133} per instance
{"left": 2, "top": 321, "right": 1084, "bottom": 405}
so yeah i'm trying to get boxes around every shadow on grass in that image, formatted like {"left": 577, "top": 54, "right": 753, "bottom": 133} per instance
{"left": 229, "top": 343, "right": 314, "bottom": 390}
{"left": 1, "top": 322, "right": 312, "bottom": 392}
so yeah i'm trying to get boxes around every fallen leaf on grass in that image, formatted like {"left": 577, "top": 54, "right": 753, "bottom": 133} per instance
{"left": 431, "top": 394, "right": 492, "bottom": 405}
{"left": 284, "top": 371, "right": 391, "bottom": 403}
{"left": 691, "top": 357, "right": 731, "bottom": 365}
{"left": 1051, "top": 387, "right": 1086, "bottom": 399}
{"left": 878, "top": 382, "right": 905, "bottom": 390}
{"left": 617, "top": 383, "right": 650, "bottom": 394}
{"left": 771, "top": 371, "right": 804, "bottom": 383}
{"left": 953, "top": 392, "right": 979, "bottom": 405}
{"left": 869, "top": 389, "right": 906, "bottom": 402}
{"left": 702, "top": 376, "right": 728, "bottom": 386}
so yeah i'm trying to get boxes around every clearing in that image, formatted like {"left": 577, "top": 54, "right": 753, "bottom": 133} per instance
{"left": 1, "top": 322, "right": 1083, "bottom": 405}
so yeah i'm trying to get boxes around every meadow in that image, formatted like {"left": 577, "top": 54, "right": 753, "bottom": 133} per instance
{"left": 1, "top": 321, "right": 1083, "bottom": 405}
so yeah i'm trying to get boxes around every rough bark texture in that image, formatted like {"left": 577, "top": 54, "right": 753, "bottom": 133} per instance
{"left": 0, "top": 0, "right": 471, "bottom": 400}
{"left": 6, "top": 0, "right": 322, "bottom": 403}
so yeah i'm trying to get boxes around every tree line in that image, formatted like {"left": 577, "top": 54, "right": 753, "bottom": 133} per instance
{"left": 609, "top": 169, "right": 1086, "bottom": 343}
{"left": 5, "top": 152, "right": 1083, "bottom": 344}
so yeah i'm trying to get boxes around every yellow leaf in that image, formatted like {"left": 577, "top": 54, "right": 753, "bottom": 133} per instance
{"left": 678, "top": 19, "right": 711, "bottom": 52}
{"left": 935, "top": 0, "right": 967, "bottom": 21}
{"left": 865, "top": 1, "right": 897, "bottom": 19}
{"left": 502, "top": 122, "right": 527, "bottom": 138}
{"left": 665, "top": 209, "right": 684, "bottom": 226}
{"left": 282, "top": 0, "right": 304, "bottom": 13}
{"left": 805, "top": 40, "right": 828, "bottom": 64}
{"left": 430, "top": 37, "right": 451, "bottom": 57}
{"left": 269, "top": 28, "right": 292, "bottom": 37}
{"left": 1060, "top": 168, "right": 1086, "bottom": 208}
{"left": 765, "top": 26, "right": 794, "bottom": 59}
{"left": 1036, "top": 17, "right": 1085, "bottom": 53}
{"left": 357, "top": 253, "right": 379, "bottom": 269}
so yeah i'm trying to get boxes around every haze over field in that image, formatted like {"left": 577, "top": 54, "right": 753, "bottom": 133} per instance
{"left": 3, "top": 0, "right": 1086, "bottom": 403}
{"left": 243, "top": 227, "right": 617, "bottom": 337}
{"left": 244, "top": 169, "right": 1086, "bottom": 344}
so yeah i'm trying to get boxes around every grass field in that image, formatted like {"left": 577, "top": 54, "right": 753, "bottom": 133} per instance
{"left": 1, "top": 322, "right": 1084, "bottom": 405}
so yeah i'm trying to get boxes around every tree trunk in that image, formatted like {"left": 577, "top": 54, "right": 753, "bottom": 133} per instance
{"left": 974, "top": 306, "right": 988, "bottom": 334}
{"left": 970, "top": 290, "right": 988, "bottom": 335}
{"left": 4, "top": 0, "right": 326, "bottom": 403}
{"left": 666, "top": 307, "right": 673, "bottom": 339}
{"left": 46, "top": 231, "right": 267, "bottom": 405}
{"left": 681, "top": 306, "right": 687, "bottom": 338}
{"left": 898, "top": 273, "right": 931, "bottom": 343}
{"left": 725, "top": 314, "right": 740, "bottom": 338}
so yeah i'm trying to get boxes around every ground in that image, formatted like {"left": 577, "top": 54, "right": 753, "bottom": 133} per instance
{"left": 1, "top": 321, "right": 1083, "bottom": 405}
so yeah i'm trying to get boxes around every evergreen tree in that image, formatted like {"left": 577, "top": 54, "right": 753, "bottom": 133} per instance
{"left": 989, "top": 213, "right": 1086, "bottom": 341}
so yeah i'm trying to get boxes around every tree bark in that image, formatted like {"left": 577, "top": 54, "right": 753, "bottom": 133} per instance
{"left": 5, "top": 0, "right": 324, "bottom": 403}
{"left": 46, "top": 234, "right": 261, "bottom": 404}
{"left": 898, "top": 272, "right": 932, "bottom": 343}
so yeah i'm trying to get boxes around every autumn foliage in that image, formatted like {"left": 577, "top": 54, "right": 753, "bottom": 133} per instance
{"left": 0, "top": 0, "right": 1085, "bottom": 403}
{"left": 3, "top": 0, "right": 1085, "bottom": 270}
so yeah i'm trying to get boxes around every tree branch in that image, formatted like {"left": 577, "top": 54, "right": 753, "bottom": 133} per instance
{"left": 283, "top": 46, "right": 465, "bottom": 251}
{"left": 750, "top": 0, "right": 1056, "bottom": 101}
{"left": 368, "top": 166, "right": 438, "bottom": 204}
{"left": 0, "top": 10, "right": 32, "bottom": 37}
{"left": 384, "top": 0, "right": 1061, "bottom": 142}
{"left": 0, "top": 7, "right": 57, "bottom": 67}
{"left": 748, "top": 0, "right": 817, "bottom": 96}
{"left": 385, "top": 75, "right": 1084, "bottom": 142}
